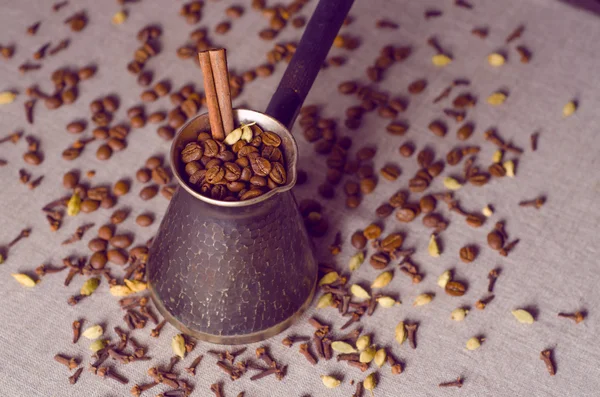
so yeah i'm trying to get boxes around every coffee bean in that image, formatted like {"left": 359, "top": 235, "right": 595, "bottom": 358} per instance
{"left": 338, "top": 81, "right": 357, "bottom": 95}
{"left": 92, "top": 111, "right": 112, "bottom": 126}
{"left": 343, "top": 181, "right": 359, "bottom": 196}
{"left": 399, "top": 143, "right": 414, "bottom": 157}
{"left": 250, "top": 157, "right": 272, "bottom": 176}
{"left": 357, "top": 165, "right": 374, "bottom": 179}
{"left": 62, "top": 171, "right": 79, "bottom": 189}
{"left": 23, "top": 151, "right": 41, "bottom": 165}
{"left": 205, "top": 166, "right": 225, "bottom": 184}
{"left": 145, "top": 156, "right": 162, "bottom": 170}
{"left": 408, "top": 177, "right": 429, "bottom": 193}
{"left": 152, "top": 166, "right": 170, "bottom": 185}
{"left": 157, "top": 126, "right": 175, "bottom": 140}
{"left": 250, "top": 175, "right": 267, "bottom": 187}
{"left": 346, "top": 195, "right": 361, "bottom": 209}
{"left": 204, "top": 139, "right": 220, "bottom": 157}
{"left": 326, "top": 169, "right": 343, "bottom": 185}
{"left": 141, "top": 90, "right": 158, "bottom": 102}
{"left": 262, "top": 131, "right": 282, "bottom": 147}
{"left": 148, "top": 111, "right": 166, "bottom": 123}
{"left": 381, "top": 233, "right": 403, "bottom": 252}
{"left": 80, "top": 199, "right": 100, "bottom": 213}
{"left": 226, "top": 5, "right": 244, "bottom": 18}
{"left": 453, "top": 93, "right": 475, "bottom": 108}
{"left": 109, "top": 125, "right": 128, "bottom": 139}
{"left": 466, "top": 214, "right": 484, "bottom": 228}
{"left": 370, "top": 252, "right": 389, "bottom": 269}
{"left": 240, "top": 188, "right": 264, "bottom": 200}
{"left": 457, "top": 123, "right": 474, "bottom": 140}
{"left": 110, "top": 234, "right": 133, "bottom": 249}
{"left": 468, "top": 173, "right": 490, "bottom": 186}
{"left": 140, "top": 185, "right": 159, "bottom": 200}
{"left": 389, "top": 191, "right": 407, "bottom": 208}
{"left": 376, "top": 203, "right": 394, "bottom": 218}
{"left": 153, "top": 81, "right": 170, "bottom": 96}
{"left": 256, "top": 64, "right": 273, "bottom": 77}
{"left": 110, "top": 209, "right": 128, "bottom": 225}
{"left": 136, "top": 168, "right": 151, "bottom": 183}
{"left": 351, "top": 231, "right": 367, "bottom": 249}
{"left": 87, "top": 187, "right": 108, "bottom": 201}
{"left": 78, "top": 66, "right": 96, "bottom": 80}
{"left": 102, "top": 96, "right": 118, "bottom": 112}
{"left": 416, "top": 169, "right": 433, "bottom": 183}
{"left": 422, "top": 213, "right": 445, "bottom": 229}
{"left": 88, "top": 238, "right": 108, "bottom": 253}
{"left": 318, "top": 183, "right": 334, "bottom": 199}
{"left": 64, "top": 120, "right": 85, "bottom": 134}
{"left": 445, "top": 281, "right": 466, "bottom": 296}
{"left": 44, "top": 95, "right": 62, "bottom": 110}
{"left": 113, "top": 180, "right": 130, "bottom": 196}
{"left": 489, "top": 163, "right": 506, "bottom": 177}
{"left": 107, "top": 138, "right": 126, "bottom": 152}
{"left": 356, "top": 147, "right": 376, "bottom": 161}
{"left": 98, "top": 225, "right": 114, "bottom": 240}
{"left": 417, "top": 148, "right": 434, "bottom": 168}
{"left": 446, "top": 148, "right": 463, "bottom": 165}
{"left": 427, "top": 161, "right": 445, "bottom": 177}
{"left": 101, "top": 195, "right": 116, "bottom": 209}
{"left": 459, "top": 245, "right": 477, "bottom": 263}
{"left": 62, "top": 87, "right": 77, "bottom": 104}
{"left": 131, "top": 115, "right": 146, "bottom": 129}
{"left": 360, "top": 177, "right": 377, "bottom": 194}
{"left": 215, "top": 21, "right": 231, "bottom": 34}
{"left": 408, "top": 79, "right": 427, "bottom": 94}
{"left": 127, "top": 106, "right": 144, "bottom": 118}
{"left": 222, "top": 162, "right": 241, "bottom": 182}
{"left": 363, "top": 224, "right": 382, "bottom": 240}
{"left": 396, "top": 204, "right": 420, "bottom": 222}
{"left": 107, "top": 249, "right": 128, "bottom": 266}
{"left": 487, "top": 230, "right": 504, "bottom": 250}
{"left": 380, "top": 164, "right": 401, "bottom": 181}
{"left": 269, "top": 162, "right": 286, "bottom": 185}
{"left": 428, "top": 121, "right": 447, "bottom": 137}
{"left": 90, "top": 251, "right": 108, "bottom": 269}
{"left": 137, "top": 71, "right": 153, "bottom": 86}
{"left": 419, "top": 195, "right": 437, "bottom": 213}
{"left": 378, "top": 105, "right": 397, "bottom": 119}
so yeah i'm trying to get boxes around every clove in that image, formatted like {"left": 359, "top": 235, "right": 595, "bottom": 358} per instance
{"left": 97, "top": 366, "right": 129, "bottom": 384}
{"left": 322, "top": 337, "right": 333, "bottom": 360}
{"left": 353, "top": 380, "right": 364, "bottom": 397}
{"left": 387, "top": 354, "right": 403, "bottom": 374}
{"left": 341, "top": 312, "right": 362, "bottom": 330}
{"left": 281, "top": 335, "right": 309, "bottom": 347}
{"left": 35, "top": 264, "right": 67, "bottom": 277}
{"left": 439, "top": 377, "right": 463, "bottom": 388}
{"left": 506, "top": 25, "right": 525, "bottom": 43}
{"left": 299, "top": 343, "right": 318, "bottom": 365}
{"left": 250, "top": 367, "right": 280, "bottom": 381}
{"left": 68, "top": 367, "right": 83, "bottom": 384}
{"left": 337, "top": 353, "right": 360, "bottom": 362}
{"left": 53, "top": 1, "right": 69, "bottom": 11}
{"left": 406, "top": 323, "right": 418, "bottom": 349}
{"left": 130, "top": 382, "right": 158, "bottom": 397}
{"left": 312, "top": 334, "right": 324, "bottom": 358}
{"left": 210, "top": 383, "right": 224, "bottom": 397}
{"left": 8, "top": 228, "right": 31, "bottom": 248}
{"left": 185, "top": 355, "right": 203, "bottom": 375}
{"left": 54, "top": 354, "right": 79, "bottom": 370}
{"left": 48, "top": 38, "right": 70, "bottom": 56}
{"left": 530, "top": 132, "right": 539, "bottom": 151}
{"left": 455, "top": 0, "right": 473, "bottom": 9}
{"left": 499, "top": 239, "right": 520, "bottom": 257}
{"left": 519, "top": 197, "right": 545, "bottom": 209}
{"left": 558, "top": 311, "right": 585, "bottom": 324}
{"left": 427, "top": 36, "right": 445, "bottom": 54}
{"left": 540, "top": 349, "right": 556, "bottom": 376}
{"left": 62, "top": 223, "right": 94, "bottom": 245}
{"left": 151, "top": 319, "right": 166, "bottom": 337}
{"left": 32, "top": 42, "right": 51, "bottom": 59}
{"left": 24, "top": 100, "right": 35, "bottom": 124}
{"left": 475, "top": 294, "right": 495, "bottom": 310}
{"left": 487, "top": 269, "right": 500, "bottom": 292}
{"left": 347, "top": 360, "right": 368, "bottom": 372}
{"left": 72, "top": 320, "right": 82, "bottom": 343}
{"left": 256, "top": 347, "right": 276, "bottom": 367}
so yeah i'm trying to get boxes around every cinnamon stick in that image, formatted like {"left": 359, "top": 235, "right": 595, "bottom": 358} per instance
{"left": 198, "top": 51, "right": 225, "bottom": 141}
{"left": 209, "top": 48, "right": 234, "bottom": 135}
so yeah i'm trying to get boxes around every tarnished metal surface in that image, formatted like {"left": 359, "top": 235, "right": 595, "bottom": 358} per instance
{"left": 148, "top": 110, "right": 317, "bottom": 345}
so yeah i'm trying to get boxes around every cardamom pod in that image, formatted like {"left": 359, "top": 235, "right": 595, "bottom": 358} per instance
{"left": 487, "top": 53, "right": 505, "bottom": 67}
{"left": 318, "top": 271, "right": 339, "bottom": 286}
{"left": 112, "top": 10, "right": 127, "bottom": 24}
{"left": 562, "top": 100, "right": 576, "bottom": 118}
{"left": 451, "top": 308, "right": 468, "bottom": 321}
{"left": 331, "top": 341, "right": 357, "bottom": 354}
{"left": 428, "top": 234, "right": 440, "bottom": 257}
{"left": 437, "top": 270, "right": 451, "bottom": 288}
{"left": 482, "top": 205, "right": 493, "bottom": 217}
{"left": 466, "top": 337, "right": 482, "bottom": 350}
{"left": 413, "top": 293, "right": 433, "bottom": 306}
{"left": 371, "top": 271, "right": 392, "bottom": 289}
{"left": 109, "top": 284, "right": 134, "bottom": 297}
{"left": 224, "top": 127, "right": 243, "bottom": 145}
{"left": 67, "top": 193, "right": 81, "bottom": 216}
{"left": 82, "top": 325, "right": 103, "bottom": 340}
{"left": 487, "top": 92, "right": 507, "bottom": 105}
{"left": 172, "top": 334, "right": 186, "bottom": 358}
{"left": 350, "top": 284, "right": 371, "bottom": 300}
{"left": 80, "top": 277, "right": 100, "bottom": 296}
{"left": 11, "top": 273, "right": 36, "bottom": 287}
{"left": 512, "top": 309, "right": 535, "bottom": 324}
{"left": 363, "top": 372, "right": 377, "bottom": 394}
{"left": 374, "top": 348, "right": 387, "bottom": 368}
{"left": 395, "top": 321, "right": 406, "bottom": 345}
{"left": 503, "top": 160, "right": 515, "bottom": 177}
{"left": 376, "top": 296, "right": 399, "bottom": 308}
{"left": 348, "top": 252, "right": 365, "bottom": 271}
{"left": 359, "top": 345, "right": 376, "bottom": 363}
{"left": 492, "top": 149, "right": 504, "bottom": 163}
{"left": 124, "top": 279, "right": 147, "bottom": 292}
{"left": 0, "top": 91, "right": 16, "bottom": 105}
{"left": 89, "top": 339, "right": 108, "bottom": 352}
{"left": 432, "top": 54, "right": 452, "bottom": 66}
{"left": 356, "top": 335, "right": 371, "bottom": 352}
{"left": 443, "top": 177, "right": 462, "bottom": 191}
{"left": 316, "top": 293, "right": 333, "bottom": 309}
{"left": 241, "top": 122, "right": 257, "bottom": 142}
{"left": 321, "top": 375, "right": 341, "bottom": 388}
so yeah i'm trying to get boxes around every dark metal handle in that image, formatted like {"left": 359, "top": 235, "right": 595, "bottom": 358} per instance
{"left": 265, "top": 0, "right": 354, "bottom": 129}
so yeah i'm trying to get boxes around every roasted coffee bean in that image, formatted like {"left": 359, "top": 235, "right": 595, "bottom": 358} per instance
{"left": 419, "top": 195, "right": 436, "bottom": 213}
{"left": 110, "top": 209, "right": 128, "bottom": 225}
{"left": 396, "top": 205, "right": 420, "bottom": 222}
{"left": 250, "top": 175, "right": 267, "bottom": 187}
{"left": 262, "top": 131, "right": 282, "bottom": 147}
{"left": 446, "top": 149, "right": 463, "bottom": 165}
{"left": 250, "top": 157, "right": 272, "bottom": 177}
{"left": 98, "top": 225, "right": 114, "bottom": 240}
{"left": 61, "top": 87, "right": 78, "bottom": 104}
{"left": 357, "top": 165, "right": 374, "bottom": 179}
{"left": 148, "top": 111, "right": 166, "bottom": 123}
{"left": 457, "top": 123, "right": 474, "bottom": 140}
{"left": 157, "top": 126, "right": 175, "bottom": 140}
{"left": 318, "top": 183, "right": 334, "bottom": 199}
{"left": 152, "top": 166, "right": 170, "bottom": 185}
{"left": 326, "top": 169, "right": 343, "bottom": 185}
{"left": 203, "top": 139, "right": 220, "bottom": 157}
{"left": 109, "top": 125, "right": 128, "bottom": 139}
{"left": 140, "top": 185, "right": 159, "bottom": 200}
{"left": 205, "top": 166, "right": 225, "bottom": 184}
{"left": 224, "top": 162, "right": 241, "bottom": 181}
{"left": 23, "top": 152, "right": 42, "bottom": 165}
{"left": 378, "top": 105, "right": 397, "bottom": 119}
{"left": 153, "top": 81, "right": 170, "bottom": 96}
{"left": 363, "top": 223, "right": 382, "bottom": 240}
{"left": 127, "top": 106, "right": 144, "bottom": 119}
{"left": 360, "top": 177, "right": 377, "bottom": 194}
{"left": 468, "top": 173, "right": 490, "bottom": 186}
{"left": 78, "top": 66, "right": 96, "bottom": 80}
{"left": 102, "top": 96, "right": 118, "bottom": 112}
{"left": 381, "top": 233, "right": 403, "bottom": 252}
{"left": 136, "top": 214, "right": 154, "bottom": 227}
{"left": 107, "top": 249, "right": 128, "bottom": 266}
{"left": 489, "top": 163, "right": 506, "bottom": 177}
{"left": 110, "top": 234, "right": 133, "bottom": 249}
{"left": 416, "top": 169, "right": 433, "bottom": 183}
{"left": 136, "top": 168, "right": 151, "bottom": 183}
{"left": 356, "top": 147, "right": 376, "bottom": 161}
{"left": 408, "top": 79, "right": 427, "bottom": 94}
{"left": 487, "top": 231, "right": 504, "bottom": 250}
{"left": 351, "top": 231, "right": 367, "bottom": 249}
{"left": 269, "top": 162, "right": 286, "bottom": 185}
{"left": 338, "top": 81, "right": 357, "bottom": 94}
{"left": 399, "top": 143, "right": 414, "bottom": 157}
{"left": 101, "top": 195, "right": 116, "bottom": 209}
{"left": 240, "top": 188, "right": 263, "bottom": 200}
{"left": 80, "top": 199, "right": 100, "bottom": 213}
{"left": 88, "top": 238, "right": 108, "bottom": 253}
{"left": 389, "top": 191, "right": 407, "bottom": 208}
{"left": 380, "top": 165, "right": 401, "bottom": 181}
{"left": 63, "top": 171, "right": 79, "bottom": 189}
{"left": 417, "top": 148, "right": 434, "bottom": 168}
{"left": 90, "top": 251, "right": 108, "bottom": 269}
{"left": 107, "top": 138, "right": 126, "bottom": 152}
{"left": 141, "top": 90, "right": 158, "bottom": 102}
{"left": 211, "top": 185, "right": 228, "bottom": 200}
{"left": 145, "top": 156, "right": 162, "bottom": 169}
{"left": 376, "top": 203, "right": 394, "bottom": 218}
{"left": 459, "top": 245, "right": 477, "bottom": 263}
{"left": 389, "top": 98, "right": 407, "bottom": 113}
{"left": 182, "top": 142, "right": 203, "bottom": 163}
{"left": 45, "top": 95, "right": 63, "bottom": 109}
{"left": 137, "top": 71, "right": 153, "bottom": 86}
{"left": 427, "top": 161, "right": 444, "bottom": 177}
{"left": 344, "top": 181, "right": 360, "bottom": 196}
{"left": 346, "top": 195, "right": 361, "bottom": 208}
{"left": 408, "top": 177, "right": 429, "bottom": 192}
{"left": 113, "top": 180, "right": 129, "bottom": 196}
{"left": 386, "top": 121, "right": 408, "bottom": 136}
{"left": 227, "top": 181, "right": 246, "bottom": 192}
{"left": 453, "top": 93, "right": 475, "bottom": 108}
{"left": 428, "top": 121, "right": 447, "bottom": 137}
{"left": 189, "top": 169, "right": 206, "bottom": 185}
{"left": 95, "top": 145, "right": 112, "bottom": 160}
{"left": 422, "top": 213, "right": 445, "bottom": 229}
{"left": 131, "top": 115, "right": 146, "bottom": 129}
{"left": 90, "top": 100, "right": 104, "bottom": 113}
{"left": 262, "top": 146, "right": 283, "bottom": 162}
{"left": 370, "top": 252, "right": 389, "bottom": 270}
{"left": 255, "top": 64, "right": 273, "bottom": 77}
{"left": 239, "top": 167, "right": 252, "bottom": 182}
{"left": 445, "top": 281, "right": 466, "bottom": 296}
{"left": 466, "top": 214, "right": 484, "bottom": 228}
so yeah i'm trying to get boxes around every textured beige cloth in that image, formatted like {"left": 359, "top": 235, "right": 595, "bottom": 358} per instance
{"left": 1, "top": 0, "right": 599, "bottom": 396}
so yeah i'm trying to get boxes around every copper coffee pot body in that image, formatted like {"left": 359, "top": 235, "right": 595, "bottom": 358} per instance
{"left": 148, "top": 109, "right": 317, "bottom": 345}
{"left": 147, "top": 0, "right": 353, "bottom": 344}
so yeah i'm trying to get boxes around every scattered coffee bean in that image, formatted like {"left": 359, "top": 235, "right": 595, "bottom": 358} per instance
{"left": 140, "top": 185, "right": 159, "bottom": 200}
{"left": 399, "top": 143, "right": 414, "bottom": 157}
{"left": 408, "top": 79, "right": 427, "bottom": 94}
{"left": 459, "top": 245, "right": 477, "bottom": 263}
{"left": 136, "top": 214, "right": 154, "bottom": 227}
{"left": 428, "top": 121, "right": 447, "bottom": 137}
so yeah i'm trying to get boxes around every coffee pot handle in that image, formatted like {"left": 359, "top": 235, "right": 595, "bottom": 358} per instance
{"left": 265, "top": 0, "right": 354, "bottom": 130}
